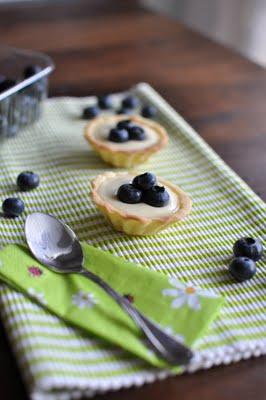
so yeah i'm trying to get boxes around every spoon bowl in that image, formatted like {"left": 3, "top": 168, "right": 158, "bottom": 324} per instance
{"left": 25, "top": 212, "right": 83, "bottom": 273}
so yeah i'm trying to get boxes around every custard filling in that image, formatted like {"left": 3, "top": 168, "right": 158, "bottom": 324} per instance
{"left": 91, "top": 121, "right": 159, "bottom": 151}
{"left": 97, "top": 174, "right": 179, "bottom": 218}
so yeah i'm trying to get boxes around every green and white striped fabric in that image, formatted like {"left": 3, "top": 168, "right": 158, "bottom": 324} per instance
{"left": 0, "top": 83, "right": 265, "bottom": 400}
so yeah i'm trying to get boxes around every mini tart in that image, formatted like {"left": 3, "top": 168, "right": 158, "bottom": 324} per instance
{"left": 84, "top": 114, "right": 168, "bottom": 168}
{"left": 91, "top": 172, "right": 192, "bottom": 236}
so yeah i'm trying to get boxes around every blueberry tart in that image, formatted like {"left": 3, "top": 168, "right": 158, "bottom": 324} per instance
{"left": 84, "top": 115, "right": 168, "bottom": 167}
{"left": 91, "top": 171, "right": 192, "bottom": 235}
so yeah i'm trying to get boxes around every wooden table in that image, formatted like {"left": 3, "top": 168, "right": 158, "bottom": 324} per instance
{"left": 0, "top": 1, "right": 265, "bottom": 399}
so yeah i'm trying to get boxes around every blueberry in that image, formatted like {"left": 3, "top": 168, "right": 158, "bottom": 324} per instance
{"left": 233, "top": 237, "right": 263, "bottom": 261}
{"left": 108, "top": 128, "right": 129, "bottom": 143}
{"left": 116, "top": 119, "right": 134, "bottom": 130}
{"left": 229, "top": 257, "right": 256, "bottom": 282}
{"left": 141, "top": 105, "right": 157, "bottom": 118}
{"left": 116, "top": 107, "right": 132, "bottom": 115}
{"left": 0, "top": 79, "right": 16, "bottom": 93}
{"left": 143, "top": 185, "right": 170, "bottom": 207}
{"left": 98, "top": 95, "right": 112, "bottom": 109}
{"left": 2, "top": 197, "right": 25, "bottom": 218}
{"left": 24, "top": 65, "right": 42, "bottom": 78}
{"left": 128, "top": 125, "right": 146, "bottom": 141}
{"left": 133, "top": 172, "right": 156, "bottom": 190}
{"left": 121, "top": 96, "right": 139, "bottom": 109}
{"left": 17, "top": 171, "right": 40, "bottom": 191}
{"left": 117, "top": 184, "right": 142, "bottom": 204}
{"left": 82, "top": 106, "right": 100, "bottom": 119}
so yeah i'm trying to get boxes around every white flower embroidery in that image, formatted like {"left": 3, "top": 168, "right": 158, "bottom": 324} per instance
{"left": 72, "top": 291, "right": 96, "bottom": 309}
{"left": 27, "top": 287, "right": 47, "bottom": 305}
{"left": 162, "top": 278, "right": 218, "bottom": 311}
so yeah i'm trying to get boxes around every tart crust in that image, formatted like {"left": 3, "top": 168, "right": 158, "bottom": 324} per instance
{"left": 91, "top": 172, "right": 192, "bottom": 236}
{"left": 84, "top": 115, "right": 168, "bottom": 168}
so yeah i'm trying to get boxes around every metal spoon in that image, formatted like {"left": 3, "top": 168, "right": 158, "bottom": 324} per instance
{"left": 25, "top": 212, "right": 193, "bottom": 366}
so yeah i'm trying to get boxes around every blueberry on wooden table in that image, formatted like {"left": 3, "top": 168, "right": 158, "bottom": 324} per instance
{"left": 141, "top": 105, "right": 157, "bottom": 118}
{"left": 2, "top": 198, "right": 25, "bottom": 218}
{"left": 143, "top": 185, "right": 170, "bottom": 207}
{"left": 133, "top": 172, "right": 156, "bottom": 190}
{"left": 17, "top": 171, "right": 40, "bottom": 191}
{"left": 97, "top": 94, "right": 113, "bottom": 109}
{"left": 121, "top": 95, "right": 139, "bottom": 109}
{"left": 108, "top": 128, "right": 129, "bottom": 143}
{"left": 233, "top": 237, "right": 263, "bottom": 261}
{"left": 82, "top": 106, "right": 100, "bottom": 119}
{"left": 229, "top": 257, "right": 256, "bottom": 282}
{"left": 117, "top": 184, "right": 142, "bottom": 204}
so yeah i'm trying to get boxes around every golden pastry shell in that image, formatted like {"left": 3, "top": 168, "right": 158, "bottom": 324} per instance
{"left": 84, "top": 114, "right": 168, "bottom": 168}
{"left": 91, "top": 171, "right": 192, "bottom": 236}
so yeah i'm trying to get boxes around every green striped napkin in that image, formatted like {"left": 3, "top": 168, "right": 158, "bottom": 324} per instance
{"left": 0, "top": 243, "right": 223, "bottom": 370}
{"left": 0, "top": 83, "right": 265, "bottom": 400}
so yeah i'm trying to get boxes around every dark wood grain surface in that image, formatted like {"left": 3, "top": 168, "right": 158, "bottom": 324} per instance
{"left": 0, "top": 1, "right": 265, "bottom": 399}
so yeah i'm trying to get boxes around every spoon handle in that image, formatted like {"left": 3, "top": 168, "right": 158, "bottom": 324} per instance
{"left": 80, "top": 268, "right": 193, "bottom": 366}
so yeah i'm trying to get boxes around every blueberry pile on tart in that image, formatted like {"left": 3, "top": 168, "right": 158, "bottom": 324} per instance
{"left": 91, "top": 171, "right": 192, "bottom": 235}
{"left": 117, "top": 172, "right": 170, "bottom": 207}
{"left": 84, "top": 115, "right": 168, "bottom": 168}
